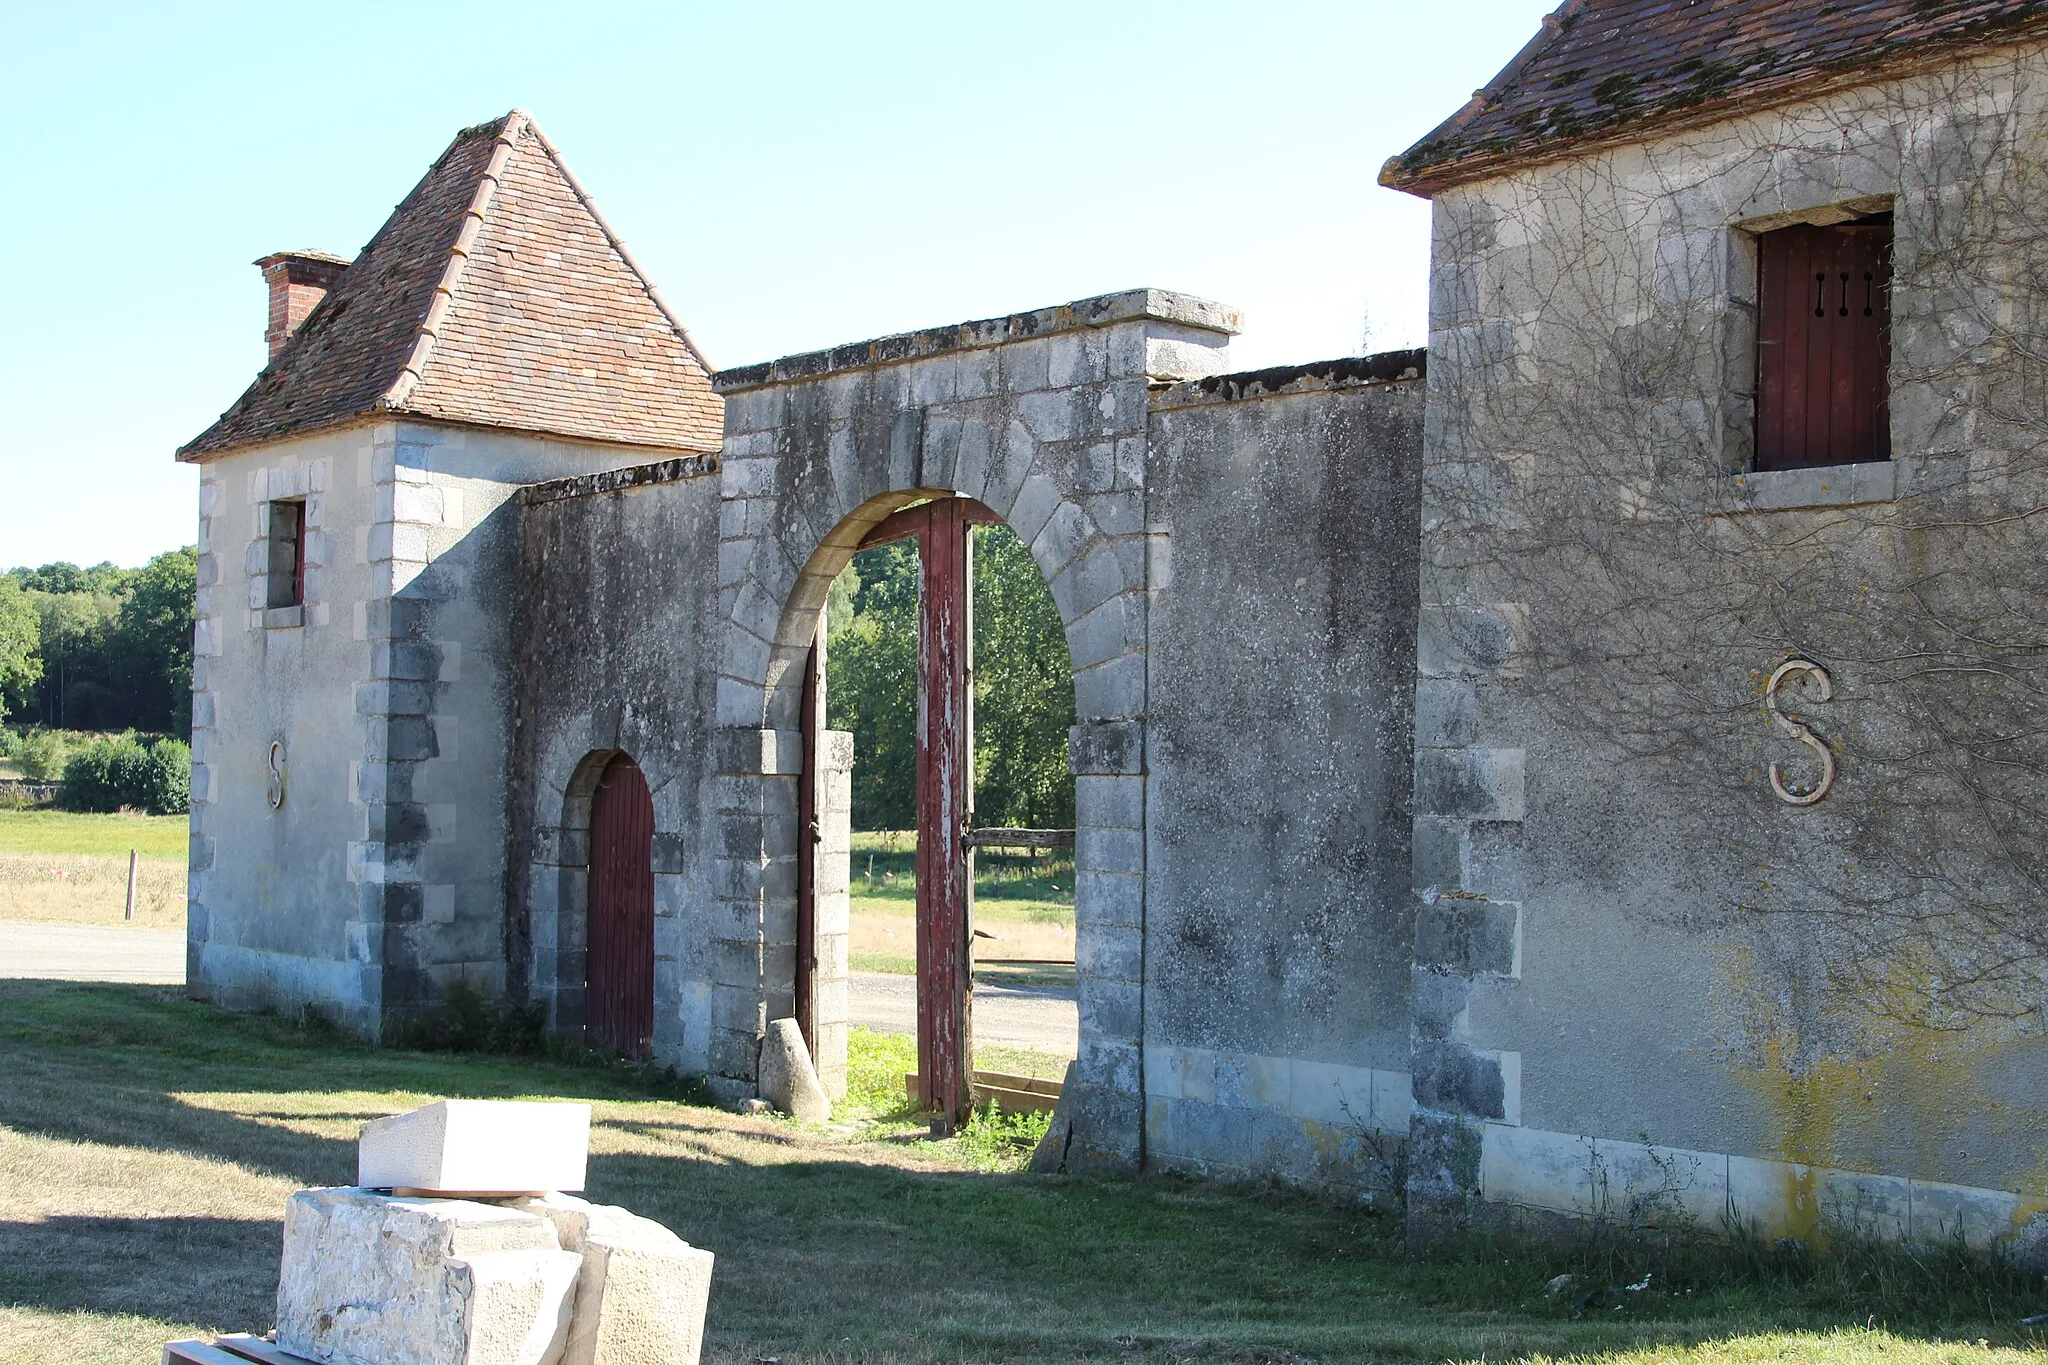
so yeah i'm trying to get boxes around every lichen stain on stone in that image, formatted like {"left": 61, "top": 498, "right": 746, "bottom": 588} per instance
{"left": 1711, "top": 935, "right": 2046, "bottom": 1241}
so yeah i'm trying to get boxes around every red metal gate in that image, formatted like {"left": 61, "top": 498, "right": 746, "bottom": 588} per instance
{"left": 587, "top": 752, "right": 655, "bottom": 1059}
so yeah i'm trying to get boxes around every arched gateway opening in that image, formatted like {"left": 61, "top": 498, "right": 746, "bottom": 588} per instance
{"left": 709, "top": 296, "right": 1215, "bottom": 1167}
{"left": 792, "top": 494, "right": 1079, "bottom": 1131}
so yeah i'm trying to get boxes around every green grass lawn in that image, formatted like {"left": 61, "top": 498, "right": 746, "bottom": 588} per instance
{"left": 1, "top": 980, "right": 2041, "bottom": 1364}
{"left": 0, "top": 809, "right": 188, "bottom": 860}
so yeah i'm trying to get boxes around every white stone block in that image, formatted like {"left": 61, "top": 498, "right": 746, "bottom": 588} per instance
{"left": 360, "top": 1100, "right": 590, "bottom": 1195}
{"left": 510, "top": 1195, "right": 715, "bottom": 1365}
{"left": 277, "top": 1188, "right": 581, "bottom": 1365}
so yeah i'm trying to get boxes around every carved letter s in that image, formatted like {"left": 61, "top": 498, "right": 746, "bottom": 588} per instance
{"left": 267, "top": 740, "right": 287, "bottom": 811}
{"left": 1765, "top": 659, "right": 1834, "bottom": 806}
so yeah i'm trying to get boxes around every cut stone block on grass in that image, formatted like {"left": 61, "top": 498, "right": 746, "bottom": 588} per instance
{"left": 276, "top": 1188, "right": 581, "bottom": 1365}
{"left": 509, "top": 1194, "right": 715, "bottom": 1365}
{"left": 360, "top": 1099, "right": 591, "bottom": 1194}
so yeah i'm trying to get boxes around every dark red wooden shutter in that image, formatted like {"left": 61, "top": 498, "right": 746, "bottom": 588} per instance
{"left": 588, "top": 752, "right": 655, "bottom": 1059}
{"left": 1756, "top": 222, "right": 1892, "bottom": 470}
{"left": 288, "top": 502, "right": 307, "bottom": 607}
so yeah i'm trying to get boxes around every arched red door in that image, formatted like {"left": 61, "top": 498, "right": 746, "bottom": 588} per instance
{"left": 587, "top": 752, "right": 655, "bottom": 1059}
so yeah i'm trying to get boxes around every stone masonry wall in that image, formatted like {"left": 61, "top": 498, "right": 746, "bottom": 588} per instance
{"left": 507, "top": 454, "right": 724, "bottom": 1073}
{"left": 191, "top": 418, "right": 681, "bottom": 1039}
{"left": 1412, "top": 44, "right": 2048, "bottom": 1245}
{"left": 1142, "top": 356, "right": 1426, "bottom": 1197}
{"left": 707, "top": 289, "right": 1237, "bottom": 1164}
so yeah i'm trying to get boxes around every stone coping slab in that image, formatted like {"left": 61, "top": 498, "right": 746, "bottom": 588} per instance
{"left": 713, "top": 287, "right": 1240, "bottom": 393}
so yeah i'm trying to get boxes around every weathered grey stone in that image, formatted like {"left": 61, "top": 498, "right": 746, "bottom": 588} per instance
{"left": 757, "top": 1016, "right": 831, "bottom": 1121}
{"left": 276, "top": 1188, "right": 580, "bottom": 1365}
{"left": 1413, "top": 898, "right": 1519, "bottom": 977}
{"left": 509, "top": 1194, "right": 715, "bottom": 1365}
{"left": 1068, "top": 720, "right": 1143, "bottom": 775}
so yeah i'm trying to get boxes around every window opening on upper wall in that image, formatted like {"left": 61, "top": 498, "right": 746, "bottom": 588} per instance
{"left": 1754, "top": 214, "right": 1893, "bottom": 471}
{"left": 266, "top": 499, "right": 307, "bottom": 611}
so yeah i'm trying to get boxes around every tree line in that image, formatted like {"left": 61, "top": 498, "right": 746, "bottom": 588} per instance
{"left": 826, "top": 524, "right": 1076, "bottom": 833}
{"left": 0, "top": 548, "right": 196, "bottom": 736}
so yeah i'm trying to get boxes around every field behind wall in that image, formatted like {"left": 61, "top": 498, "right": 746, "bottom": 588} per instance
{"left": 0, "top": 810, "right": 187, "bottom": 930}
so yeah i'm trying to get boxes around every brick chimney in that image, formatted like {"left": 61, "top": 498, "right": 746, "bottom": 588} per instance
{"left": 256, "top": 250, "right": 351, "bottom": 359}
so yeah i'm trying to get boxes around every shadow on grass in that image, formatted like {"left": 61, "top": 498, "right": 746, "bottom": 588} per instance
{"left": 2, "top": 980, "right": 2040, "bottom": 1363}
{"left": 0, "top": 1216, "right": 279, "bottom": 1334}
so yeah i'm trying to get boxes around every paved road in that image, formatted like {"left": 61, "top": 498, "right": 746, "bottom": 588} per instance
{"left": 1, "top": 920, "right": 185, "bottom": 984}
{"left": 849, "top": 970, "right": 1078, "bottom": 1055}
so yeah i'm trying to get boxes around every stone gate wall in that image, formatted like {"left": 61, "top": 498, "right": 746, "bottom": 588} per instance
{"left": 504, "top": 289, "right": 1430, "bottom": 1191}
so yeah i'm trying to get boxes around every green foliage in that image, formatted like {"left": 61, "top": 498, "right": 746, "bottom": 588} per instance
{"left": 9, "top": 728, "right": 69, "bottom": 781}
{"left": 6, "top": 561, "right": 132, "bottom": 596}
{"left": 113, "top": 548, "right": 198, "bottom": 734}
{"left": 55, "top": 732, "right": 190, "bottom": 815}
{"left": 828, "top": 540, "right": 919, "bottom": 830}
{"left": 5, "top": 548, "right": 195, "bottom": 735}
{"left": 825, "top": 525, "right": 1075, "bottom": 832}
{"left": 133, "top": 738, "right": 190, "bottom": 815}
{"left": 55, "top": 733, "right": 146, "bottom": 812}
{"left": 950, "top": 1098, "right": 1053, "bottom": 1173}
{"left": 0, "top": 578, "right": 42, "bottom": 727}
{"left": 972, "top": 525, "right": 1076, "bottom": 829}
{"left": 840, "top": 1023, "right": 920, "bottom": 1120}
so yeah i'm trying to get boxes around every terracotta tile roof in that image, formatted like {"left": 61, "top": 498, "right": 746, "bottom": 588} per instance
{"left": 1382, "top": 0, "right": 2048, "bottom": 195}
{"left": 179, "top": 111, "right": 721, "bottom": 461}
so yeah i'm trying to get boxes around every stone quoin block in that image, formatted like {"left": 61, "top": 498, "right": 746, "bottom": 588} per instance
{"left": 1412, "top": 747, "right": 1526, "bottom": 823}
{"left": 1416, "top": 602, "right": 1528, "bottom": 679}
{"left": 1413, "top": 898, "right": 1521, "bottom": 977}
{"left": 1068, "top": 720, "right": 1144, "bottom": 775}
{"left": 359, "top": 1100, "right": 591, "bottom": 1194}
{"left": 1410, "top": 1039, "right": 1506, "bottom": 1121}
{"left": 1072, "top": 651, "right": 1146, "bottom": 721}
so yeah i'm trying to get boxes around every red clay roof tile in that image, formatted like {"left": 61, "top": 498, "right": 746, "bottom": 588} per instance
{"left": 1383, "top": 0, "right": 2048, "bottom": 195}
{"left": 179, "top": 111, "right": 720, "bottom": 461}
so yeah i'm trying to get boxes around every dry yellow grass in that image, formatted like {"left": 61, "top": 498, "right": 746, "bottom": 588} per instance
{"left": 0, "top": 852, "right": 185, "bottom": 929}
{"left": 851, "top": 900, "right": 1075, "bottom": 965}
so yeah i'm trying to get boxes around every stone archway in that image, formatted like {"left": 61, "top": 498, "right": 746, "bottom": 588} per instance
{"left": 697, "top": 290, "right": 1236, "bottom": 1167}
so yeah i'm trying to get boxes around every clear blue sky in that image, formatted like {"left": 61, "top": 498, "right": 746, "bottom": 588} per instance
{"left": 0, "top": 0, "right": 1553, "bottom": 569}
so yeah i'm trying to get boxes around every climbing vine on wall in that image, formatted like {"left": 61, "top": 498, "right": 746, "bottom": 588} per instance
{"left": 1426, "top": 56, "right": 2048, "bottom": 1034}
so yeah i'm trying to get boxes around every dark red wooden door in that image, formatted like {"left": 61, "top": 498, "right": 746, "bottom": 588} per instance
{"left": 1756, "top": 222, "right": 1892, "bottom": 470}
{"left": 587, "top": 752, "right": 655, "bottom": 1059}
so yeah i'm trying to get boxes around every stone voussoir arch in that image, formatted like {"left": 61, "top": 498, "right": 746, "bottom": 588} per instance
{"left": 697, "top": 288, "right": 1238, "bottom": 1167}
